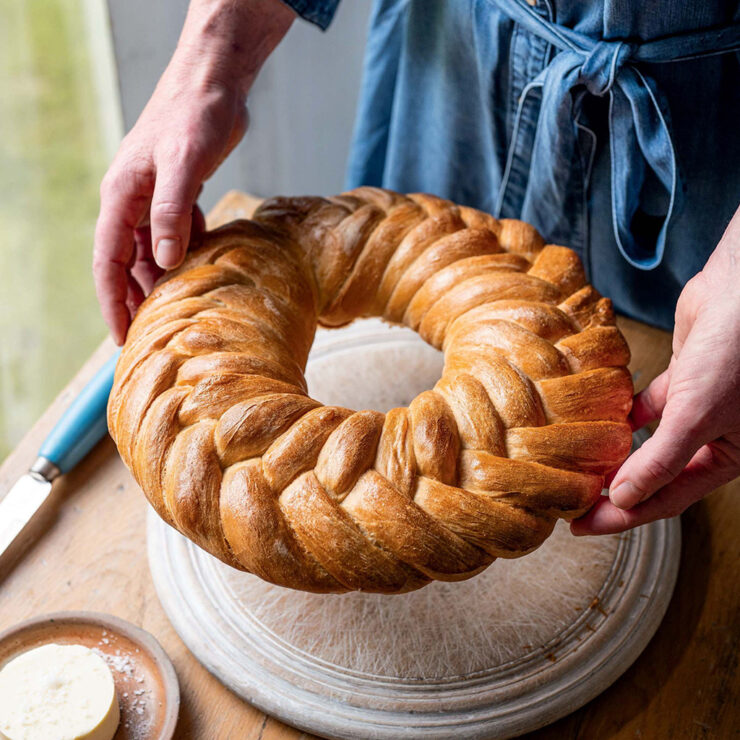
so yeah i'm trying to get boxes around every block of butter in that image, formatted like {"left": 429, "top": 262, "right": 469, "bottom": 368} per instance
{"left": 0, "top": 643, "right": 119, "bottom": 740}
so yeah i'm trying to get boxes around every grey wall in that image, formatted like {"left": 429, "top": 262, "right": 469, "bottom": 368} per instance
{"left": 107, "top": 1, "right": 372, "bottom": 209}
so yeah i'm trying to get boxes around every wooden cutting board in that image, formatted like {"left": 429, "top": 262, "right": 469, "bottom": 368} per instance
{"left": 0, "top": 192, "right": 737, "bottom": 739}
{"left": 147, "top": 317, "right": 682, "bottom": 739}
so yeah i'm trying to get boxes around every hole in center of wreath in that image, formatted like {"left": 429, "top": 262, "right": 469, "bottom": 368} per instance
{"left": 304, "top": 318, "right": 444, "bottom": 413}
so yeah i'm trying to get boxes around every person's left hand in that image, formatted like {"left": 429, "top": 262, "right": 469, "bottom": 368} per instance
{"left": 572, "top": 205, "right": 740, "bottom": 536}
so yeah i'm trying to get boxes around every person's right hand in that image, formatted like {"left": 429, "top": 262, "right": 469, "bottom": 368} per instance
{"left": 93, "top": 0, "right": 295, "bottom": 344}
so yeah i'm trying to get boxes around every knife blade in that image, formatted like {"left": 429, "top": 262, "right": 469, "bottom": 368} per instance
{"left": 0, "top": 473, "right": 53, "bottom": 556}
{"left": 0, "top": 349, "right": 121, "bottom": 560}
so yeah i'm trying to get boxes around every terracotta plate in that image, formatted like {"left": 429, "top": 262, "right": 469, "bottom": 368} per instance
{"left": 0, "top": 611, "right": 179, "bottom": 740}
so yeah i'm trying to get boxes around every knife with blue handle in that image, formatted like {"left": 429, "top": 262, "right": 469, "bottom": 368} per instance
{"left": 0, "top": 349, "right": 121, "bottom": 558}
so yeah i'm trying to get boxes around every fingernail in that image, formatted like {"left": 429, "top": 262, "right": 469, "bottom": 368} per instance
{"left": 155, "top": 238, "right": 182, "bottom": 268}
{"left": 610, "top": 481, "right": 641, "bottom": 510}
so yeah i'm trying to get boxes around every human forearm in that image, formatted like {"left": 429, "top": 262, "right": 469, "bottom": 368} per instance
{"left": 173, "top": 0, "right": 296, "bottom": 93}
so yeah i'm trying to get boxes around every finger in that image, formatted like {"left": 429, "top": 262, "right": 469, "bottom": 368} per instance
{"left": 129, "top": 203, "right": 205, "bottom": 311}
{"left": 93, "top": 168, "right": 153, "bottom": 344}
{"left": 573, "top": 440, "right": 738, "bottom": 535}
{"left": 131, "top": 225, "right": 164, "bottom": 297}
{"left": 138, "top": 203, "right": 204, "bottom": 281}
{"left": 150, "top": 147, "right": 204, "bottom": 269}
{"left": 134, "top": 204, "right": 203, "bottom": 296}
{"left": 126, "top": 273, "right": 146, "bottom": 322}
{"left": 629, "top": 364, "right": 672, "bottom": 431}
{"left": 132, "top": 257, "right": 164, "bottom": 297}
{"left": 608, "top": 392, "right": 714, "bottom": 509}
{"left": 570, "top": 496, "right": 634, "bottom": 536}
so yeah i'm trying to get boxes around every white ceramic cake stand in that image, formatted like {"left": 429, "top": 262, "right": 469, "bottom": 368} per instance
{"left": 148, "top": 320, "right": 680, "bottom": 739}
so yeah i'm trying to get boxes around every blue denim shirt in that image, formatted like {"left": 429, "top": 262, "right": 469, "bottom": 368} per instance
{"left": 284, "top": 0, "right": 740, "bottom": 329}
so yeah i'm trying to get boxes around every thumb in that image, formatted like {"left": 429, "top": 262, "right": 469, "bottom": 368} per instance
{"left": 150, "top": 156, "right": 202, "bottom": 269}
{"left": 609, "top": 395, "right": 709, "bottom": 510}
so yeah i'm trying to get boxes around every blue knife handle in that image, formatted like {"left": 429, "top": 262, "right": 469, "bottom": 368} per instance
{"left": 38, "top": 349, "right": 122, "bottom": 474}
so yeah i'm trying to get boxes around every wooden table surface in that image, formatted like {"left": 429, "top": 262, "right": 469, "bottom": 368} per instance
{"left": 0, "top": 194, "right": 737, "bottom": 739}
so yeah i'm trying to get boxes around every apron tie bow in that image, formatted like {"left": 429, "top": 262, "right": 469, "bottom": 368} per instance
{"left": 493, "top": 0, "right": 740, "bottom": 269}
{"left": 580, "top": 40, "right": 632, "bottom": 96}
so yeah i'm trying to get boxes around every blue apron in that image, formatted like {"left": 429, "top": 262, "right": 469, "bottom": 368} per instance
{"left": 339, "top": 0, "right": 740, "bottom": 330}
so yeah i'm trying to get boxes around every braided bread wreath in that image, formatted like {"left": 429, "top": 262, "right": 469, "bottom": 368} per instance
{"left": 108, "top": 187, "right": 634, "bottom": 594}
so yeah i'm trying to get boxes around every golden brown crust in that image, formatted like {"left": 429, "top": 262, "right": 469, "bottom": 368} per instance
{"left": 109, "top": 187, "right": 633, "bottom": 593}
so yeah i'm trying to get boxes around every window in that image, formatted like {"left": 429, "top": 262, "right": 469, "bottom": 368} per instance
{"left": 0, "top": 0, "right": 121, "bottom": 459}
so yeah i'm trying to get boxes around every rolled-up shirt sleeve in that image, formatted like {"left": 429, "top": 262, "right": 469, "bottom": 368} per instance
{"left": 280, "top": 0, "right": 340, "bottom": 30}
